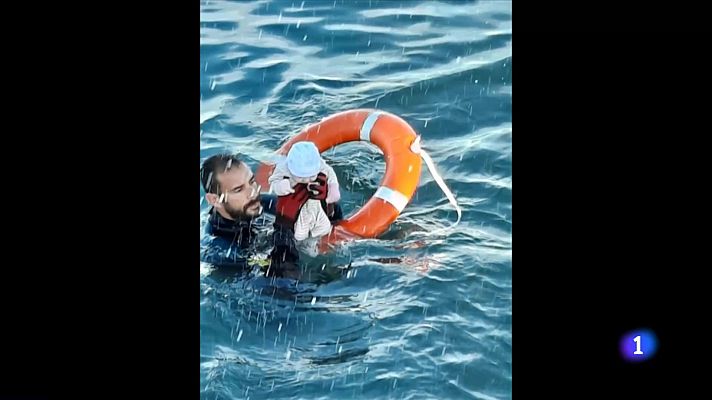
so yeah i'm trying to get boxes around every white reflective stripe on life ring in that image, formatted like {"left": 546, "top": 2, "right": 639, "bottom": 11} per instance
{"left": 373, "top": 186, "right": 409, "bottom": 213}
{"left": 359, "top": 111, "right": 383, "bottom": 142}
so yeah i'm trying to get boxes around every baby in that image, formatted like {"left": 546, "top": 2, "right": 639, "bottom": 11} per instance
{"left": 269, "top": 141, "right": 341, "bottom": 241}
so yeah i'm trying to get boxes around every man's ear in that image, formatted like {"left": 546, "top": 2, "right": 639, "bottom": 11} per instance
{"left": 206, "top": 193, "right": 219, "bottom": 206}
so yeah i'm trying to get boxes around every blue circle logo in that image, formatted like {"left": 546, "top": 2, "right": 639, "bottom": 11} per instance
{"left": 619, "top": 329, "right": 658, "bottom": 362}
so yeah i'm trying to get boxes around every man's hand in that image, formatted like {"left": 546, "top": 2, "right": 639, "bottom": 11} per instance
{"left": 307, "top": 173, "right": 328, "bottom": 200}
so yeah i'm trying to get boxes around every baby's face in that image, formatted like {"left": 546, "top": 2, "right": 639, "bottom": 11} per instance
{"left": 293, "top": 175, "right": 317, "bottom": 184}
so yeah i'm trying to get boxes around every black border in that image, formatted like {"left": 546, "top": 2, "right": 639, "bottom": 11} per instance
{"left": 516, "top": 11, "right": 705, "bottom": 395}
{"left": 3, "top": 1, "right": 196, "bottom": 398}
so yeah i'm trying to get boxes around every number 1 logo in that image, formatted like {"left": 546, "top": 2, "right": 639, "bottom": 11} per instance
{"left": 633, "top": 335, "right": 643, "bottom": 355}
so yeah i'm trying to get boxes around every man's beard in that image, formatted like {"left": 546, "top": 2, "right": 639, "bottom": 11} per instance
{"left": 225, "top": 198, "right": 262, "bottom": 220}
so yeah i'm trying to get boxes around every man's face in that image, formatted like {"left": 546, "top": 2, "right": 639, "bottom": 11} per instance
{"left": 207, "top": 162, "right": 262, "bottom": 220}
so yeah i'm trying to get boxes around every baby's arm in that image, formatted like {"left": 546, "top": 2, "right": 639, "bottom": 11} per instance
{"left": 269, "top": 161, "right": 294, "bottom": 196}
{"left": 323, "top": 163, "right": 341, "bottom": 204}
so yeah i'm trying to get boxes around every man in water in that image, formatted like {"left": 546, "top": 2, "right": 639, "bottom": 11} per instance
{"left": 200, "top": 153, "right": 342, "bottom": 279}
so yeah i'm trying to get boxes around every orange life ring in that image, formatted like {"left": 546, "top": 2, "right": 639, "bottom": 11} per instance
{"left": 255, "top": 109, "right": 422, "bottom": 243}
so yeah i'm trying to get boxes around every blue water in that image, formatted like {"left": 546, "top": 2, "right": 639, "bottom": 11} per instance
{"left": 200, "top": 1, "right": 511, "bottom": 399}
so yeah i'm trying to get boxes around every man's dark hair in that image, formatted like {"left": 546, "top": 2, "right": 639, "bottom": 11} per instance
{"left": 200, "top": 153, "right": 243, "bottom": 194}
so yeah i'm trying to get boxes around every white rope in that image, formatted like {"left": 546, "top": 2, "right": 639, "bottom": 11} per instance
{"left": 410, "top": 136, "right": 462, "bottom": 233}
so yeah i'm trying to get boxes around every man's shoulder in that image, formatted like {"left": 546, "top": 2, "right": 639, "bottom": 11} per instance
{"left": 200, "top": 232, "right": 250, "bottom": 267}
{"left": 200, "top": 230, "right": 229, "bottom": 249}
{"left": 201, "top": 233, "right": 227, "bottom": 258}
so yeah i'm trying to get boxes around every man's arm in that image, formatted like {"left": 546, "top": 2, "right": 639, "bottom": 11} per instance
{"left": 267, "top": 224, "right": 301, "bottom": 279}
{"left": 260, "top": 194, "right": 278, "bottom": 215}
